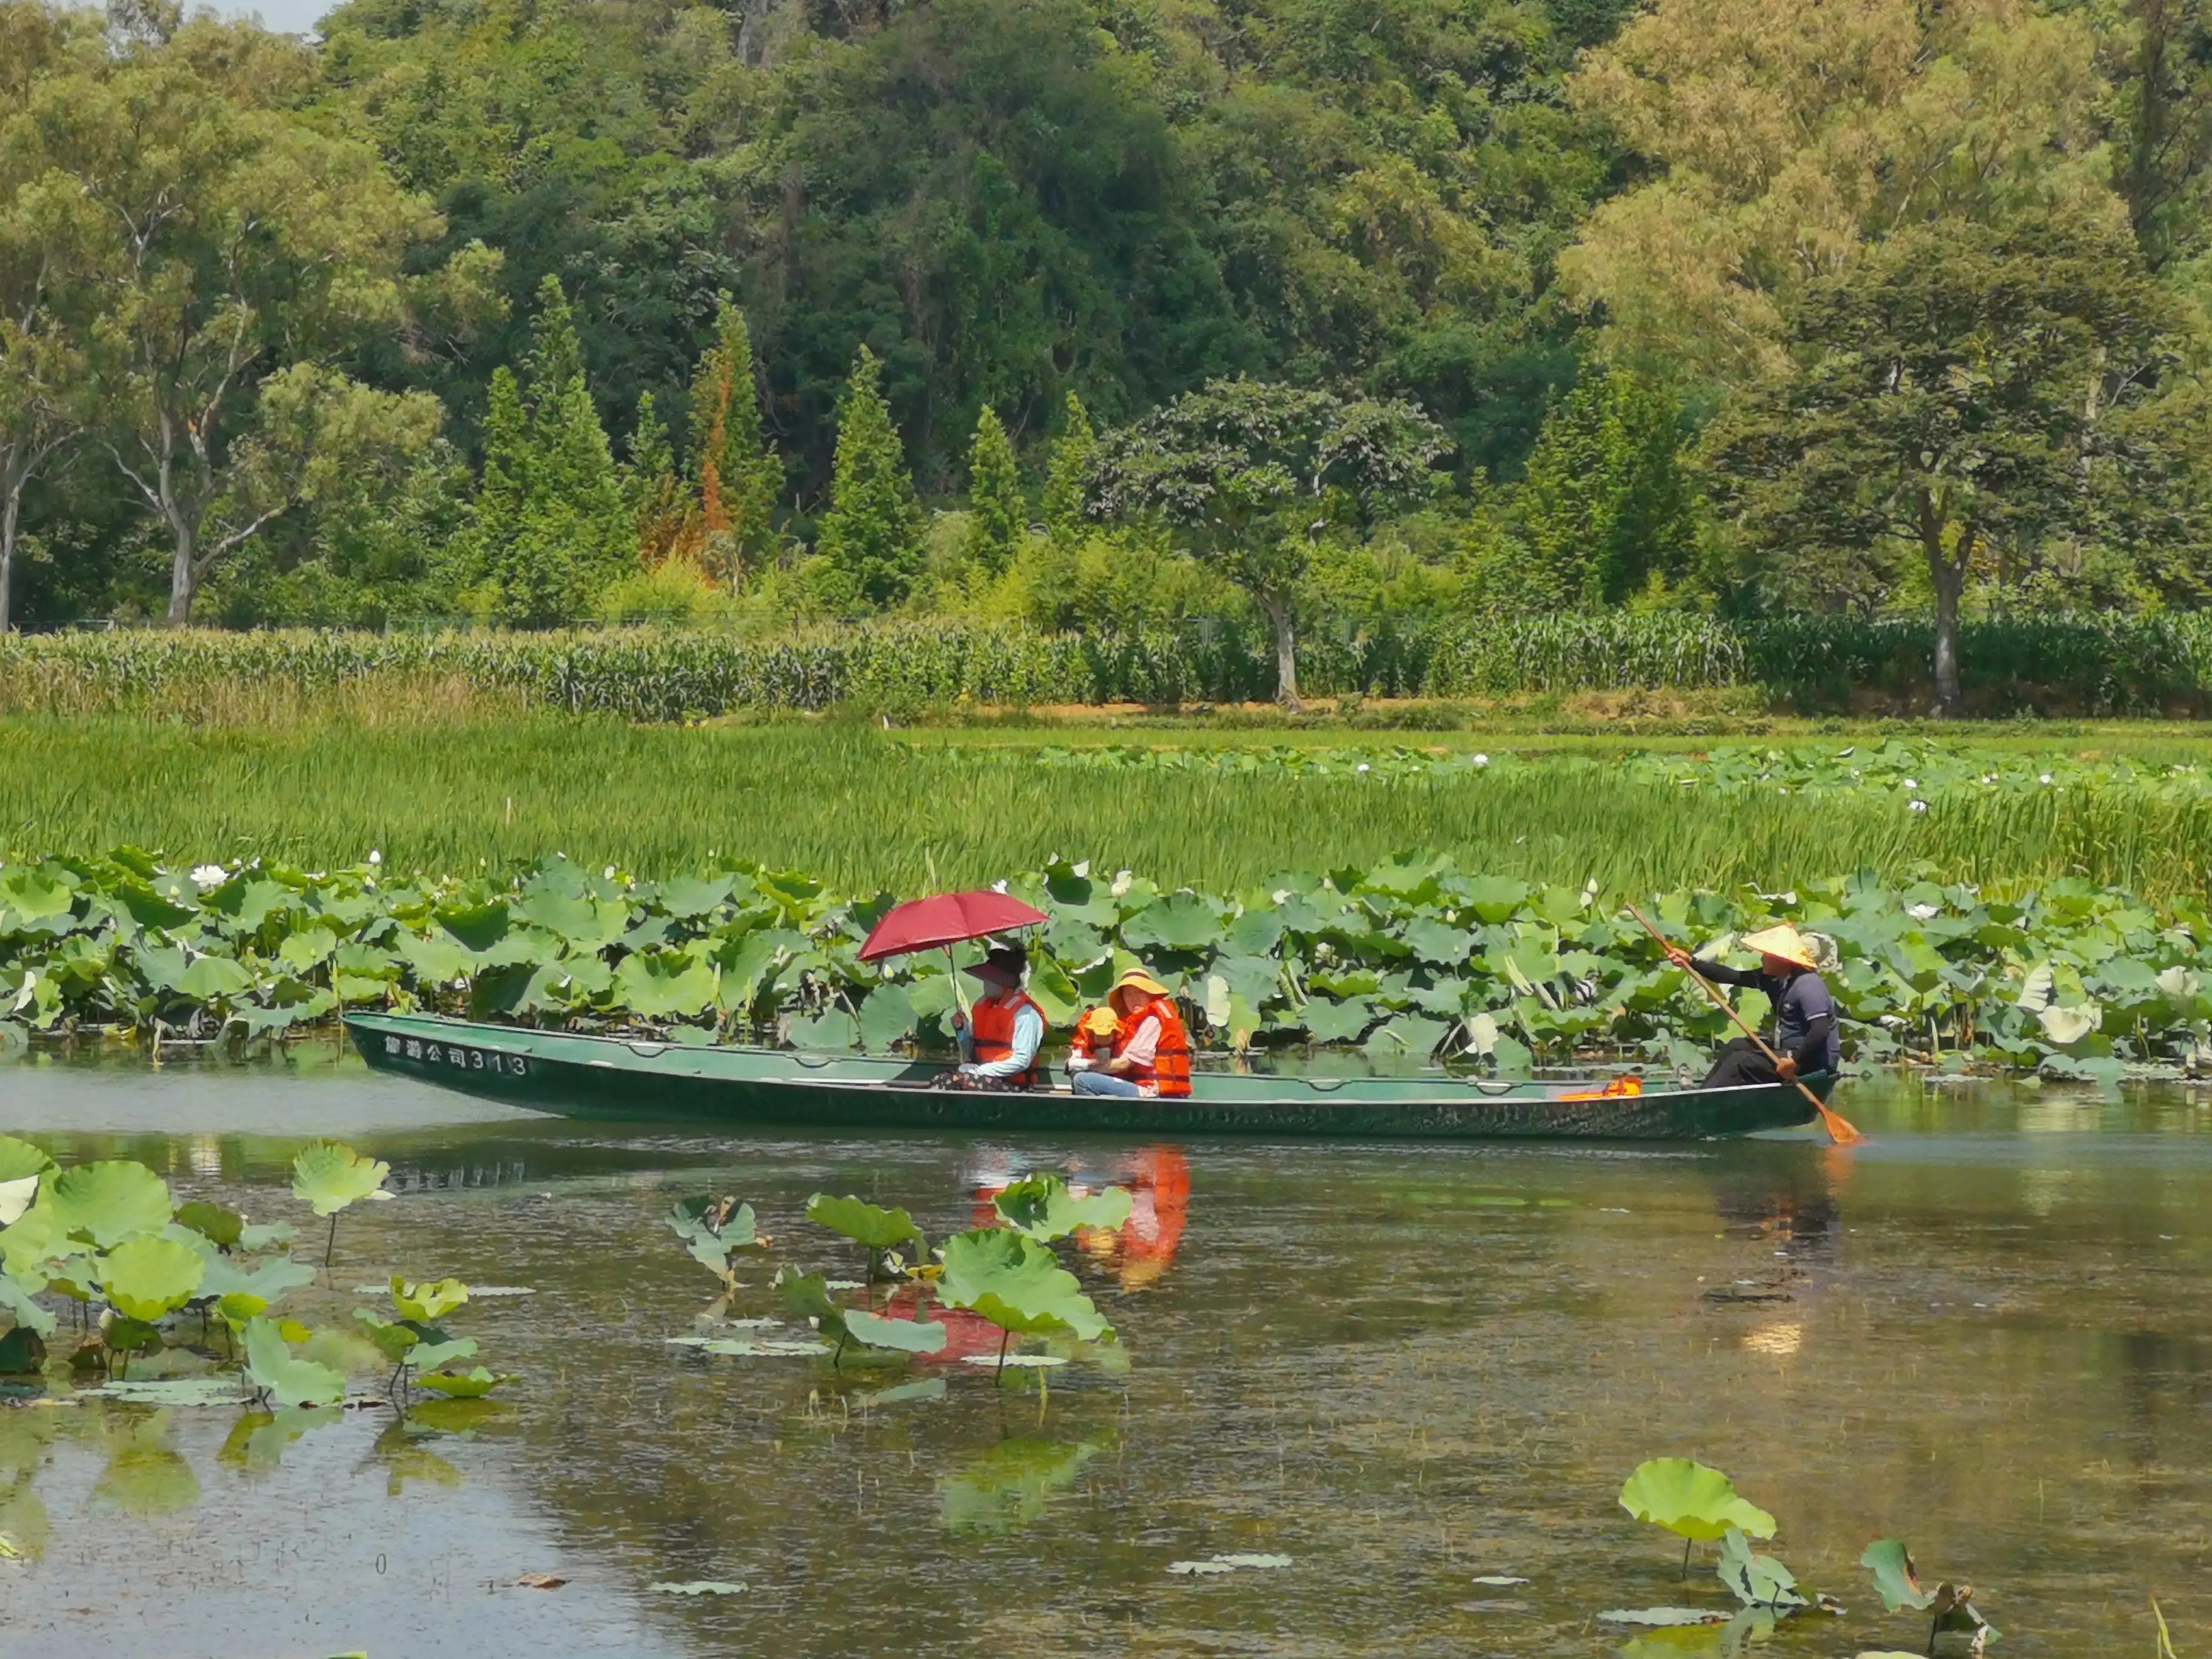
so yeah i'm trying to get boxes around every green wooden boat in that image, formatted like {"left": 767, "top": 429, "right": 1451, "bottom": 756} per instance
{"left": 344, "top": 1011, "right": 1836, "bottom": 1140}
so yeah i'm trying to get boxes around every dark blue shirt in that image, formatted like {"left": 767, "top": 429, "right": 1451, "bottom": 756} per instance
{"left": 1701, "top": 962, "right": 1841, "bottom": 1072}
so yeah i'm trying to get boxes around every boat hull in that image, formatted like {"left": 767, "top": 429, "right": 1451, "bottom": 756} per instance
{"left": 343, "top": 1013, "right": 1831, "bottom": 1141}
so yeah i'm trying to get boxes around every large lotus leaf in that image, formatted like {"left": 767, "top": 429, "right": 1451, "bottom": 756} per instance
{"left": 1121, "top": 893, "right": 1222, "bottom": 952}
{"left": 1209, "top": 952, "right": 1280, "bottom": 1008}
{"left": 1717, "top": 1527, "right": 1805, "bottom": 1609}
{"left": 0, "top": 865, "right": 76, "bottom": 923}
{"left": 1301, "top": 995, "right": 1376, "bottom": 1044}
{"left": 857, "top": 984, "right": 919, "bottom": 1052}
{"left": 435, "top": 898, "right": 512, "bottom": 951}
{"left": 172, "top": 1199, "right": 244, "bottom": 1250}
{"left": 197, "top": 1253, "right": 315, "bottom": 1307}
{"left": 666, "top": 1196, "right": 758, "bottom": 1248}
{"left": 49, "top": 1161, "right": 173, "bottom": 1247}
{"left": 806, "top": 1194, "right": 921, "bottom": 1252}
{"left": 391, "top": 1277, "right": 469, "bottom": 1324}
{"left": 205, "top": 877, "right": 293, "bottom": 933}
{"left": 1595, "top": 1609, "right": 1731, "bottom": 1628}
{"left": 353, "top": 1308, "right": 421, "bottom": 1363}
{"left": 937, "top": 1227, "right": 1113, "bottom": 1342}
{"left": 1024, "top": 954, "right": 1081, "bottom": 1026}
{"left": 0, "top": 1199, "right": 59, "bottom": 1279}
{"left": 243, "top": 1316, "right": 346, "bottom": 1407}
{"left": 615, "top": 948, "right": 718, "bottom": 1019}
{"left": 845, "top": 1310, "right": 947, "bottom": 1354}
{"left": 513, "top": 890, "right": 628, "bottom": 948}
{"left": 1364, "top": 1014, "right": 1452, "bottom": 1060}
{"left": 290, "top": 1141, "right": 393, "bottom": 1217}
{"left": 1860, "top": 1540, "right": 1936, "bottom": 1612}
{"left": 1401, "top": 916, "right": 1474, "bottom": 965}
{"left": 417, "top": 1366, "right": 517, "bottom": 1398}
{"left": 1618, "top": 1459, "right": 1776, "bottom": 1543}
{"left": 1461, "top": 876, "right": 1532, "bottom": 924}
{"left": 0, "top": 1274, "right": 56, "bottom": 1338}
{"left": 0, "top": 1136, "right": 54, "bottom": 1186}
{"left": 1224, "top": 907, "right": 1285, "bottom": 957}
{"left": 395, "top": 930, "right": 479, "bottom": 987}
{"left": 786, "top": 1009, "right": 859, "bottom": 1051}
{"left": 176, "top": 954, "right": 255, "bottom": 1001}
{"left": 99, "top": 1236, "right": 207, "bottom": 1321}
{"left": 409, "top": 1335, "right": 479, "bottom": 1371}
{"left": 657, "top": 874, "right": 735, "bottom": 919}
{"left": 996, "top": 1175, "right": 1134, "bottom": 1242}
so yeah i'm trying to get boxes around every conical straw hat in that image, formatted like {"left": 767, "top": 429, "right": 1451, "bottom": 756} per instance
{"left": 1740, "top": 923, "right": 1817, "bottom": 970}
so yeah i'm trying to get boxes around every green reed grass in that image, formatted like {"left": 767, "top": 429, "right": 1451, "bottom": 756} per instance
{"left": 5, "top": 714, "right": 2211, "bottom": 900}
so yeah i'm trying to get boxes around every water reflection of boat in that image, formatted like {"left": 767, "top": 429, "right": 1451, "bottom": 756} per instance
{"left": 971, "top": 1147, "right": 1191, "bottom": 1290}
{"left": 344, "top": 1012, "right": 1835, "bottom": 1141}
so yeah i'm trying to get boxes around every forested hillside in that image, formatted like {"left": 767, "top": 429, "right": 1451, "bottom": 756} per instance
{"left": 6, "top": 0, "right": 2212, "bottom": 708}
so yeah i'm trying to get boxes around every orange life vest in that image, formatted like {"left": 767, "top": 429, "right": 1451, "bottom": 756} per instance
{"left": 970, "top": 991, "right": 1045, "bottom": 1088}
{"left": 1113, "top": 996, "right": 1191, "bottom": 1098}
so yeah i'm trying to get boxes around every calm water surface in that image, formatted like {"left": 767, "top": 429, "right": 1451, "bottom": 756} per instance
{"left": 1, "top": 1047, "right": 2208, "bottom": 1658}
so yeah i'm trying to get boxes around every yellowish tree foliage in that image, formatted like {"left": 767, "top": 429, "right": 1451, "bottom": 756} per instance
{"left": 1561, "top": 0, "right": 2120, "bottom": 381}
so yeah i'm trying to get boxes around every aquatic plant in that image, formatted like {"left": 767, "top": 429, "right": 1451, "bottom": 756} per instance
{"left": 936, "top": 1226, "right": 1114, "bottom": 1378}
{"left": 993, "top": 1175, "right": 1133, "bottom": 1243}
{"left": 805, "top": 1194, "right": 925, "bottom": 1281}
{"left": 1861, "top": 1539, "right": 1999, "bottom": 1652}
{"left": 290, "top": 1141, "right": 393, "bottom": 1266}
{"left": 771, "top": 1266, "right": 943, "bottom": 1367}
{"left": 665, "top": 1195, "right": 763, "bottom": 1285}
{"left": 1619, "top": 1459, "right": 1777, "bottom": 1555}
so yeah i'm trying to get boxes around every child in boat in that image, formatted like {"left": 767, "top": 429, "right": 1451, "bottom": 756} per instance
{"left": 1068, "top": 968, "right": 1192, "bottom": 1098}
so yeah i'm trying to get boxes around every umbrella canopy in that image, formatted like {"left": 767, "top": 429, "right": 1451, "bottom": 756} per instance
{"left": 857, "top": 890, "right": 1048, "bottom": 963}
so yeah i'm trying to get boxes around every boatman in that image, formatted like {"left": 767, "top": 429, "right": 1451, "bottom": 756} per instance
{"left": 953, "top": 943, "right": 1048, "bottom": 1089}
{"left": 1665, "top": 923, "right": 1840, "bottom": 1088}
{"left": 1068, "top": 967, "right": 1191, "bottom": 1098}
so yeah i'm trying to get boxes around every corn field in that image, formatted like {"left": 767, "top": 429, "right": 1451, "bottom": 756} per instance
{"left": 9, "top": 614, "right": 2212, "bottom": 716}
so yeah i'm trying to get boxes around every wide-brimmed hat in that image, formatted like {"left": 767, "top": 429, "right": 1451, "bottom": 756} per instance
{"left": 1108, "top": 965, "right": 1170, "bottom": 1002}
{"left": 1078, "top": 1006, "right": 1121, "bottom": 1039}
{"left": 1740, "top": 923, "right": 1817, "bottom": 971}
{"left": 965, "top": 942, "right": 1029, "bottom": 989}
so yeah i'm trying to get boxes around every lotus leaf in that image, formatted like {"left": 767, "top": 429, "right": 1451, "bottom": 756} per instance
{"left": 173, "top": 1199, "right": 245, "bottom": 1248}
{"left": 994, "top": 1174, "right": 1134, "bottom": 1242}
{"left": 857, "top": 984, "right": 919, "bottom": 1051}
{"left": 243, "top": 1316, "right": 347, "bottom": 1408}
{"left": 698, "top": 1335, "right": 830, "bottom": 1356}
{"left": 806, "top": 1193, "right": 922, "bottom": 1252}
{"left": 79, "top": 1375, "right": 249, "bottom": 1407}
{"left": 615, "top": 948, "right": 717, "bottom": 1018}
{"left": 197, "top": 1254, "right": 315, "bottom": 1307}
{"left": 99, "top": 1236, "right": 207, "bottom": 1321}
{"left": 1301, "top": 995, "right": 1376, "bottom": 1043}
{"left": 392, "top": 1276, "right": 469, "bottom": 1323}
{"left": 1860, "top": 1541, "right": 1936, "bottom": 1612}
{"left": 417, "top": 1367, "right": 517, "bottom": 1398}
{"left": 49, "top": 1160, "right": 172, "bottom": 1247}
{"left": 787, "top": 1009, "right": 859, "bottom": 1050}
{"left": 2037, "top": 1002, "right": 2102, "bottom": 1045}
{"left": 1122, "top": 893, "right": 1222, "bottom": 952}
{"left": 353, "top": 1308, "right": 422, "bottom": 1364}
{"left": 1717, "top": 1527, "right": 1805, "bottom": 1609}
{"left": 650, "top": 1581, "right": 746, "bottom": 1596}
{"left": 1618, "top": 1459, "right": 1777, "bottom": 1543}
{"left": 843, "top": 1310, "right": 947, "bottom": 1354}
{"left": 410, "top": 1336, "right": 480, "bottom": 1370}
{"left": 177, "top": 955, "right": 255, "bottom": 1000}
{"left": 937, "top": 1227, "right": 1113, "bottom": 1343}
{"left": 291, "top": 1141, "right": 393, "bottom": 1217}
{"left": 0, "top": 1135, "right": 54, "bottom": 1185}
{"left": 1597, "top": 1609, "right": 1732, "bottom": 1627}
{"left": 0, "top": 1275, "right": 55, "bottom": 1338}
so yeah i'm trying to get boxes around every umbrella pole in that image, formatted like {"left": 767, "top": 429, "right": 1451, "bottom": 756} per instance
{"left": 945, "top": 945, "right": 972, "bottom": 1020}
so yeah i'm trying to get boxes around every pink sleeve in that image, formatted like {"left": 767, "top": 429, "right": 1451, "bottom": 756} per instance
{"left": 1119, "top": 1013, "right": 1161, "bottom": 1067}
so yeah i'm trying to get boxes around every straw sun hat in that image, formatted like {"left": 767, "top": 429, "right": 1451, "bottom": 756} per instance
{"left": 1738, "top": 923, "right": 1818, "bottom": 971}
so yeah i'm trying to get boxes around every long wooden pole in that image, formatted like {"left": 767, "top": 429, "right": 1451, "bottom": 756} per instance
{"left": 1626, "top": 905, "right": 1865, "bottom": 1147}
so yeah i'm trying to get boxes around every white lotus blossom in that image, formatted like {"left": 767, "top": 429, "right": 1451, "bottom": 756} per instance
{"left": 1356, "top": 763, "right": 1371, "bottom": 775}
{"left": 990, "top": 879, "right": 1009, "bottom": 894}
{"left": 1908, "top": 903, "right": 1940, "bottom": 920}
{"left": 1471, "top": 754, "right": 1490, "bottom": 768}
{"left": 367, "top": 850, "right": 382, "bottom": 866}
{"left": 1909, "top": 799, "right": 1929, "bottom": 814}
{"left": 190, "top": 864, "right": 227, "bottom": 888}
{"left": 2039, "top": 773, "right": 2054, "bottom": 785}
{"left": 1902, "top": 779, "right": 1919, "bottom": 791}
{"left": 604, "top": 866, "right": 616, "bottom": 880}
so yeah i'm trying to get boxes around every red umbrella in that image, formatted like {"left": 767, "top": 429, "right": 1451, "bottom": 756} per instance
{"left": 857, "top": 890, "right": 1048, "bottom": 962}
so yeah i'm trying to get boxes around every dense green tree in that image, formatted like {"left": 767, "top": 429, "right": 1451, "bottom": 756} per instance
{"left": 628, "top": 390, "right": 686, "bottom": 567}
{"left": 688, "top": 301, "right": 782, "bottom": 590}
{"left": 1703, "top": 218, "right": 2183, "bottom": 712}
{"left": 962, "top": 409, "right": 1024, "bottom": 577}
{"left": 1515, "top": 368, "right": 1701, "bottom": 608}
{"left": 1042, "top": 395, "right": 1097, "bottom": 549}
{"left": 818, "top": 349, "right": 923, "bottom": 608}
{"left": 1087, "top": 377, "right": 1450, "bottom": 706}
{"left": 467, "top": 279, "right": 634, "bottom": 624}
{"left": 8, "top": 10, "right": 475, "bottom": 622}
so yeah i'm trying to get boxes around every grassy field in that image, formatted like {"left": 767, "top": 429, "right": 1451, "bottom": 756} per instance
{"left": 7, "top": 711, "right": 2212, "bottom": 899}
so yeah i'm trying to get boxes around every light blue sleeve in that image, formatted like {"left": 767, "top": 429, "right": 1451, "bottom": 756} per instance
{"left": 964, "top": 1003, "right": 1045, "bottom": 1079}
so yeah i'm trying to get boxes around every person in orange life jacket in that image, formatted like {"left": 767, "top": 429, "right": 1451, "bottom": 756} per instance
{"left": 1068, "top": 967, "right": 1191, "bottom": 1098}
{"left": 953, "top": 942, "right": 1047, "bottom": 1088}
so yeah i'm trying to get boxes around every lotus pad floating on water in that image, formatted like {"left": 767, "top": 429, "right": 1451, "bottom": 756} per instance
{"left": 1167, "top": 1553, "right": 1292, "bottom": 1575}
{"left": 649, "top": 1581, "right": 745, "bottom": 1596}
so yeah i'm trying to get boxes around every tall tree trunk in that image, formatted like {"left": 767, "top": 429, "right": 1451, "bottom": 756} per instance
{"left": 1920, "top": 494, "right": 1971, "bottom": 717}
{"left": 1260, "top": 589, "right": 1301, "bottom": 712}
{"left": 0, "top": 486, "right": 16, "bottom": 637}
{"left": 165, "top": 514, "right": 198, "bottom": 625}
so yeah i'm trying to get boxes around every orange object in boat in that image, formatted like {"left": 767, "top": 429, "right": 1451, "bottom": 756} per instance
{"left": 1558, "top": 1075, "right": 1644, "bottom": 1102}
